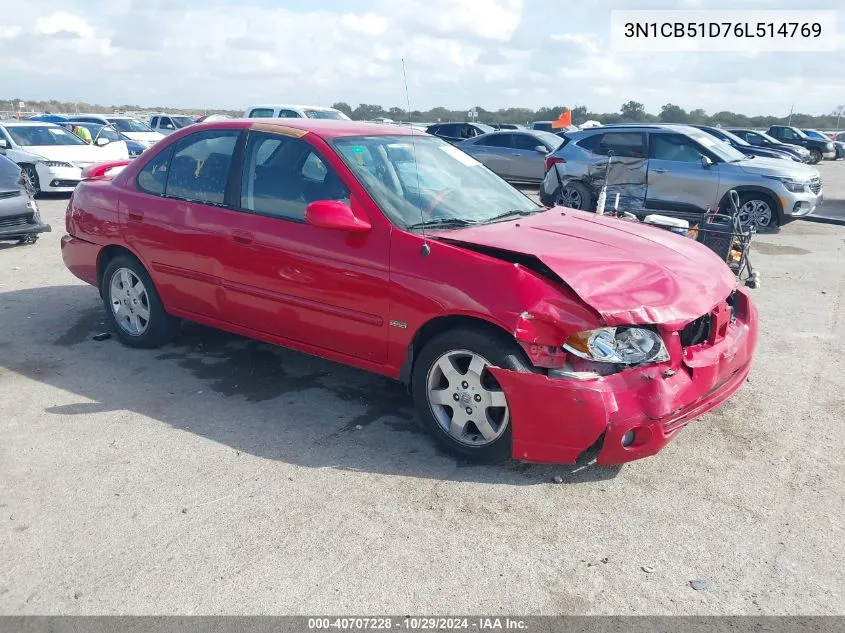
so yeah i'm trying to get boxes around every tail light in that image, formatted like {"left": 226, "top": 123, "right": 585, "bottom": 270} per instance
{"left": 545, "top": 156, "right": 565, "bottom": 172}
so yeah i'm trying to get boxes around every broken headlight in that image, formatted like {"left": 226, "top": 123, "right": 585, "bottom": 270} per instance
{"left": 563, "top": 327, "right": 669, "bottom": 365}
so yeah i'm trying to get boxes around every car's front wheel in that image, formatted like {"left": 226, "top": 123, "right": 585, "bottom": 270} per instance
{"left": 736, "top": 193, "right": 778, "bottom": 233}
{"left": 557, "top": 181, "right": 594, "bottom": 211}
{"left": 809, "top": 148, "right": 822, "bottom": 164}
{"left": 101, "top": 254, "right": 180, "bottom": 348}
{"left": 21, "top": 165, "right": 40, "bottom": 194}
{"left": 412, "top": 327, "right": 531, "bottom": 463}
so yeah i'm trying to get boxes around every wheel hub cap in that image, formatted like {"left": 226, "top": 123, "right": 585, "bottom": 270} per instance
{"left": 109, "top": 267, "right": 151, "bottom": 336}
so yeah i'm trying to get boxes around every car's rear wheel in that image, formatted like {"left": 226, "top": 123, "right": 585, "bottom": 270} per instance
{"left": 101, "top": 254, "right": 180, "bottom": 348}
{"left": 557, "top": 181, "right": 594, "bottom": 211}
{"left": 21, "top": 165, "right": 40, "bottom": 194}
{"left": 412, "top": 327, "right": 531, "bottom": 463}
{"left": 808, "top": 148, "right": 822, "bottom": 164}
{"left": 736, "top": 193, "right": 778, "bottom": 233}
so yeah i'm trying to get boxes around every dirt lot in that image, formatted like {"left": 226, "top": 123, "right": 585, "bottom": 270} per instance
{"left": 1, "top": 170, "right": 843, "bottom": 615}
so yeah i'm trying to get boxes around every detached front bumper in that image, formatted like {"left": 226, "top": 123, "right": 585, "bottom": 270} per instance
{"left": 491, "top": 289, "right": 758, "bottom": 466}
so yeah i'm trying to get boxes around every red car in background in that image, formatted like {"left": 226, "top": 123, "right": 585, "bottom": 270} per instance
{"left": 62, "top": 119, "right": 758, "bottom": 466}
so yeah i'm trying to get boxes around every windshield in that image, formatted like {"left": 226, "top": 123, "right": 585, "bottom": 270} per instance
{"left": 6, "top": 125, "right": 87, "bottom": 147}
{"left": 305, "top": 109, "right": 349, "bottom": 120}
{"left": 758, "top": 131, "right": 782, "bottom": 144}
{"left": 171, "top": 116, "right": 194, "bottom": 129}
{"left": 108, "top": 118, "right": 154, "bottom": 133}
{"left": 687, "top": 129, "right": 746, "bottom": 162}
{"left": 331, "top": 135, "right": 539, "bottom": 228}
{"left": 714, "top": 128, "right": 750, "bottom": 147}
{"left": 74, "top": 123, "right": 122, "bottom": 143}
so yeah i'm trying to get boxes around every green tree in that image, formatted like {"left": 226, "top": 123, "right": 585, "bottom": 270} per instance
{"left": 659, "top": 103, "right": 688, "bottom": 123}
{"left": 620, "top": 101, "right": 646, "bottom": 121}
{"left": 331, "top": 102, "right": 353, "bottom": 117}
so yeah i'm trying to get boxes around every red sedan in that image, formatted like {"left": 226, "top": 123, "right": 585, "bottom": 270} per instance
{"left": 61, "top": 119, "right": 758, "bottom": 466}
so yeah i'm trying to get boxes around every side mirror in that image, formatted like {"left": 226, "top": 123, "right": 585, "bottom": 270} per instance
{"left": 305, "top": 200, "right": 371, "bottom": 234}
{"left": 534, "top": 145, "right": 548, "bottom": 154}
{"left": 701, "top": 155, "right": 713, "bottom": 168}
{"left": 95, "top": 137, "right": 110, "bottom": 146}
{"left": 0, "top": 138, "right": 7, "bottom": 152}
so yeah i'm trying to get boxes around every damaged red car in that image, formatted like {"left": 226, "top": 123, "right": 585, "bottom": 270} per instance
{"left": 62, "top": 119, "right": 758, "bottom": 466}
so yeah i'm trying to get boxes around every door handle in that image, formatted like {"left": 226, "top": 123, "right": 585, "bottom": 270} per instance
{"left": 653, "top": 168, "right": 668, "bottom": 174}
{"left": 127, "top": 210, "right": 144, "bottom": 221}
{"left": 231, "top": 229, "right": 254, "bottom": 245}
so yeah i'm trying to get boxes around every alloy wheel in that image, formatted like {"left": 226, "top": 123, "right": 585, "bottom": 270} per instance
{"left": 109, "top": 267, "right": 151, "bottom": 336}
{"left": 425, "top": 350, "right": 510, "bottom": 447}
{"left": 737, "top": 199, "right": 773, "bottom": 231}
{"left": 559, "top": 185, "right": 583, "bottom": 209}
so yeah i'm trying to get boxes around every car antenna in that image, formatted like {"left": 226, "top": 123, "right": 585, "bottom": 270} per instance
{"left": 402, "top": 58, "right": 430, "bottom": 257}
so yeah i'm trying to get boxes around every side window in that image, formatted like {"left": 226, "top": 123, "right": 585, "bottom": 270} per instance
{"left": 650, "top": 133, "right": 705, "bottom": 163}
{"left": 435, "top": 124, "right": 457, "bottom": 137}
{"left": 476, "top": 134, "right": 512, "bottom": 148}
{"left": 165, "top": 130, "right": 239, "bottom": 204}
{"left": 248, "top": 108, "right": 275, "bottom": 118}
{"left": 160, "top": 117, "right": 174, "bottom": 130}
{"left": 240, "top": 133, "right": 349, "bottom": 221}
{"left": 512, "top": 134, "right": 542, "bottom": 150}
{"left": 150, "top": 117, "right": 159, "bottom": 128}
{"left": 277, "top": 109, "right": 302, "bottom": 118}
{"left": 137, "top": 145, "right": 175, "bottom": 195}
{"left": 781, "top": 128, "right": 797, "bottom": 140}
{"left": 597, "top": 132, "right": 645, "bottom": 158}
{"left": 747, "top": 132, "right": 763, "bottom": 144}
{"left": 576, "top": 134, "right": 601, "bottom": 152}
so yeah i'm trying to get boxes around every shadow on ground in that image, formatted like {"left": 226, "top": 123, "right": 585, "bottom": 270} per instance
{"left": 0, "top": 285, "right": 620, "bottom": 486}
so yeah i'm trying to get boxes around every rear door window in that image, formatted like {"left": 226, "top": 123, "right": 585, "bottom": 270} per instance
{"left": 597, "top": 132, "right": 645, "bottom": 158}
{"left": 164, "top": 130, "right": 240, "bottom": 204}
{"left": 277, "top": 109, "right": 302, "bottom": 118}
{"left": 512, "top": 133, "right": 543, "bottom": 151}
{"left": 476, "top": 134, "right": 512, "bottom": 148}
{"left": 137, "top": 145, "right": 175, "bottom": 195}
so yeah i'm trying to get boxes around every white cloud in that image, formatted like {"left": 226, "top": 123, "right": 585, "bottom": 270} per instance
{"left": 35, "top": 12, "right": 96, "bottom": 39}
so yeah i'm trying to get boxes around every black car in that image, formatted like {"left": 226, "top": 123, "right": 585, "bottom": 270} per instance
{"left": 686, "top": 125, "right": 800, "bottom": 161}
{"left": 766, "top": 125, "right": 835, "bottom": 164}
{"left": 426, "top": 122, "right": 495, "bottom": 144}
{"left": 491, "top": 123, "right": 526, "bottom": 130}
{"left": 726, "top": 128, "right": 811, "bottom": 163}
{"left": 802, "top": 129, "right": 845, "bottom": 159}
{"left": 0, "top": 154, "right": 51, "bottom": 244}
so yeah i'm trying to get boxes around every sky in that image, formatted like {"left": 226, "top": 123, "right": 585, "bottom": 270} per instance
{"left": 0, "top": 0, "right": 842, "bottom": 116}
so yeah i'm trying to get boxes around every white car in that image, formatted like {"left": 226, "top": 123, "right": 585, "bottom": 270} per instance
{"left": 147, "top": 114, "right": 196, "bottom": 136}
{"left": 244, "top": 104, "right": 351, "bottom": 120}
{"left": 71, "top": 114, "right": 164, "bottom": 148}
{"left": 0, "top": 121, "right": 129, "bottom": 193}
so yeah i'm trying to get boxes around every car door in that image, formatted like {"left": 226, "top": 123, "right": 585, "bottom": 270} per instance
{"left": 510, "top": 133, "right": 548, "bottom": 182}
{"left": 158, "top": 117, "right": 176, "bottom": 135}
{"left": 584, "top": 132, "right": 648, "bottom": 208}
{"left": 646, "top": 132, "right": 720, "bottom": 215}
{"left": 219, "top": 130, "right": 391, "bottom": 363}
{"left": 120, "top": 129, "right": 241, "bottom": 319}
{"left": 466, "top": 133, "right": 513, "bottom": 178}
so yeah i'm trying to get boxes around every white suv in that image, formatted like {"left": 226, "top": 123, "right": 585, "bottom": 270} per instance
{"left": 148, "top": 114, "right": 196, "bottom": 136}
{"left": 244, "top": 104, "right": 350, "bottom": 120}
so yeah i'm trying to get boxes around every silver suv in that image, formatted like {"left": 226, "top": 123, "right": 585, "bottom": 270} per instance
{"left": 540, "top": 124, "right": 823, "bottom": 231}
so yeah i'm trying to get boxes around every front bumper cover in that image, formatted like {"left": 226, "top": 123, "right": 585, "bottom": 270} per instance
{"left": 490, "top": 289, "right": 758, "bottom": 466}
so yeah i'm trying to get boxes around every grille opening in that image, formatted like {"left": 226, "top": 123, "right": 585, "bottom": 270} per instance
{"left": 679, "top": 313, "right": 712, "bottom": 347}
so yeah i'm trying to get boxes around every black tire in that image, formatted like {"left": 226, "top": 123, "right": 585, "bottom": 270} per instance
{"left": 809, "top": 149, "right": 822, "bottom": 164}
{"left": 21, "top": 165, "right": 40, "bottom": 194}
{"left": 735, "top": 192, "right": 780, "bottom": 233}
{"left": 100, "top": 254, "right": 180, "bottom": 348}
{"left": 557, "top": 180, "right": 594, "bottom": 211}
{"left": 411, "top": 326, "right": 532, "bottom": 463}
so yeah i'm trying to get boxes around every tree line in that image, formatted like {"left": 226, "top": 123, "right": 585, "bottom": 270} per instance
{"left": 3, "top": 98, "right": 843, "bottom": 130}
{"left": 331, "top": 101, "right": 845, "bottom": 130}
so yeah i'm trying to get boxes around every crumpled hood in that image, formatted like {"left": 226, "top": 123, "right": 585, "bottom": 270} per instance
{"left": 433, "top": 209, "right": 737, "bottom": 326}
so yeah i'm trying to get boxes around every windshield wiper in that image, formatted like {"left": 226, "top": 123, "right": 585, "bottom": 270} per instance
{"left": 483, "top": 208, "right": 543, "bottom": 223}
{"left": 406, "top": 217, "right": 478, "bottom": 229}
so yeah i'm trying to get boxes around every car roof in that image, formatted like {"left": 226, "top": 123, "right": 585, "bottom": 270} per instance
{"left": 193, "top": 118, "right": 420, "bottom": 138}
{"left": 0, "top": 121, "right": 60, "bottom": 127}
{"left": 247, "top": 104, "right": 340, "bottom": 111}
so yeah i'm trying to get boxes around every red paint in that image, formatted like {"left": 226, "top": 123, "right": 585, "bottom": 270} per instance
{"left": 61, "top": 119, "right": 759, "bottom": 465}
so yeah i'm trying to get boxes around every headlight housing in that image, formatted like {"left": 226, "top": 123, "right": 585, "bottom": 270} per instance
{"left": 826, "top": 143, "right": 834, "bottom": 150}
{"left": 764, "top": 175, "right": 806, "bottom": 193}
{"left": 564, "top": 327, "right": 669, "bottom": 365}
{"left": 39, "top": 160, "right": 74, "bottom": 169}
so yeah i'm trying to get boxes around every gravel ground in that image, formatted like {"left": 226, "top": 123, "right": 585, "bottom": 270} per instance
{"left": 0, "top": 179, "right": 843, "bottom": 615}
